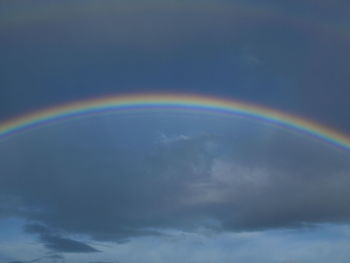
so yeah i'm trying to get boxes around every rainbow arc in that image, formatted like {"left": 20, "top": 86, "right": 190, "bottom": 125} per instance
{"left": 0, "top": 93, "right": 350, "bottom": 152}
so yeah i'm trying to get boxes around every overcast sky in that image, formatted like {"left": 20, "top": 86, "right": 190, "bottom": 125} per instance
{"left": 1, "top": 1, "right": 350, "bottom": 262}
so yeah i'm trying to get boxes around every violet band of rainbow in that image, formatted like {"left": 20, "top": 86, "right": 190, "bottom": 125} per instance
{"left": 0, "top": 93, "right": 350, "bottom": 152}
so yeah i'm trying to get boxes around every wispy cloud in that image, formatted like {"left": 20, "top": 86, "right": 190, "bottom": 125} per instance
{"left": 25, "top": 224, "right": 99, "bottom": 253}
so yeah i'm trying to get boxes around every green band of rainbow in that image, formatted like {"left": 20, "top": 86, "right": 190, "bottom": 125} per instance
{"left": 1, "top": 93, "right": 350, "bottom": 152}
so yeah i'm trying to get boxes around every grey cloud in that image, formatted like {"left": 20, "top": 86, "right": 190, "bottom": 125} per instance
{"left": 1, "top": 114, "right": 350, "bottom": 242}
{"left": 25, "top": 223, "right": 99, "bottom": 253}
{"left": 40, "top": 235, "right": 99, "bottom": 253}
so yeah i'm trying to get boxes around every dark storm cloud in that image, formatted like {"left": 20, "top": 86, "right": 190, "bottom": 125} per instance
{"left": 1, "top": 114, "right": 350, "bottom": 245}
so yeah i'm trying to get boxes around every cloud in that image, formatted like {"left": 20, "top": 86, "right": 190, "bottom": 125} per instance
{"left": 8, "top": 254, "right": 64, "bottom": 263}
{"left": 59, "top": 224, "right": 350, "bottom": 263}
{"left": 43, "top": 254, "right": 64, "bottom": 262}
{"left": 1, "top": 115, "right": 350, "bottom": 244}
{"left": 40, "top": 235, "right": 99, "bottom": 253}
{"left": 25, "top": 223, "right": 99, "bottom": 253}
{"left": 159, "top": 133, "right": 191, "bottom": 145}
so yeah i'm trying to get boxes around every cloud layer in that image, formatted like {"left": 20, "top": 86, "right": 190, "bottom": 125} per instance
{"left": 1, "top": 113, "right": 350, "bottom": 252}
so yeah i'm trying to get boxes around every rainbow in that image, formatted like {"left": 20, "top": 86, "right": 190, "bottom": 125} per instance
{"left": 1, "top": 93, "right": 350, "bottom": 152}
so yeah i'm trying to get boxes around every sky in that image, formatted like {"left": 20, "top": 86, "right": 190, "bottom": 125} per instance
{"left": 1, "top": 1, "right": 350, "bottom": 262}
